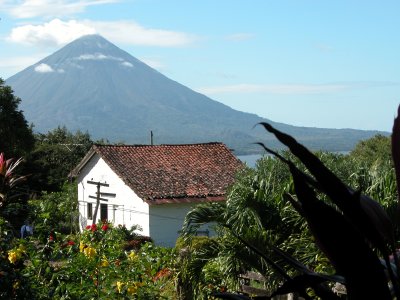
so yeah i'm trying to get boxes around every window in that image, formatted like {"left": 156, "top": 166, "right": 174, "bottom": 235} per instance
{"left": 100, "top": 203, "right": 108, "bottom": 221}
{"left": 87, "top": 203, "right": 93, "bottom": 220}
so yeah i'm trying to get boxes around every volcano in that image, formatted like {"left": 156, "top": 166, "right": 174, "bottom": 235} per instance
{"left": 6, "top": 35, "right": 384, "bottom": 154}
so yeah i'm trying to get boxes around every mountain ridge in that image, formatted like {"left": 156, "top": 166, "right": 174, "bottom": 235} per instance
{"left": 6, "top": 34, "right": 386, "bottom": 154}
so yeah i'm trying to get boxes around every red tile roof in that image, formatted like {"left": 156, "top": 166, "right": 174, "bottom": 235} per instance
{"left": 79, "top": 143, "right": 243, "bottom": 205}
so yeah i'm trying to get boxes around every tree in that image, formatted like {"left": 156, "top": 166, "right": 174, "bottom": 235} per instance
{"left": 349, "top": 134, "right": 392, "bottom": 167}
{"left": 28, "top": 126, "right": 93, "bottom": 192}
{"left": 179, "top": 156, "right": 300, "bottom": 297}
{"left": 0, "top": 78, "right": 34, "bottom": 158}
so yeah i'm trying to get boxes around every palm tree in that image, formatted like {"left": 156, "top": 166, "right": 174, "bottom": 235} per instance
{"left": 180, "top": 123, "right": 400, "bottom": 299}
{"left": 179, "top": 156, "right": 312, "bottom": 298}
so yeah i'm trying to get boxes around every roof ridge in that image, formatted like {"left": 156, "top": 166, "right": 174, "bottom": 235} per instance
{"left": 94, "top": 142, "right": 224, "bottom": 148}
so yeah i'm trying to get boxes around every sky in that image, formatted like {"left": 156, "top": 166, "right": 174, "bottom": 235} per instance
{"left": 0, "top": 0, "right": 399, "bottom": 132}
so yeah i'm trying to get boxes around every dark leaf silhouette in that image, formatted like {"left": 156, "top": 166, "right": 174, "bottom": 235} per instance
{"left": 258, "top": 122, "right": 394, "bottom": 255}
{"left": 392, "top": 106, "right": 400, "bottom": 205}
{"left": 288, "top": 163, "right": 391, "bottom": 299}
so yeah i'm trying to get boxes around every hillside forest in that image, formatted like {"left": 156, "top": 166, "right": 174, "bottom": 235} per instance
{"left": 1, "top": 78, "right": 400, "bottom": 299}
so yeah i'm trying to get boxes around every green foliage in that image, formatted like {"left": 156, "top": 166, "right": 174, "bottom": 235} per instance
{"left": 28, "top": 126, "right": 93, "bottom": 192}
{"left": 0, "top": 222, "right": 177, "bottom": 299}
{"left": 0, "top": 78, "right": 34, "bottom": 158}
{"left": 0, "top": 236, "right": 34, "bottom": 299}
{"left": 350, "top": 134, "right": 392, "bottom": 167}
{"left": 179, "top": 157, "right": 294, "bottom": 298}
{"left": 176, "top": 235, "right": 229, "bottom": 299}
{"left": 181, "top": 131, "right": 399, "bottom": 299}
{"left": 28, "top": 182, "right": 78, "bottom": 237}
{"left": 175, "top": 235, "right": 213, "bottom": 252}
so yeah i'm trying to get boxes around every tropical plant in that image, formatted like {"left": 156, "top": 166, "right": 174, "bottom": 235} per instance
{"left": 0, "top": 152, "right": 31, "bottom": 233}
{"left": 178, "top": 157, "right": 297, "bottom": 298}
{"left": 181, "top": 109, "right": 400, "bottom": 299}
{"left": 0, "top": 153, "right": 26, "bottom": 209}
{"left": 28, "top": 182, "right": 79, "bottom": 238}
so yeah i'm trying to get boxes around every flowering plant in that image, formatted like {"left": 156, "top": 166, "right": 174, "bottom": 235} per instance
{"left": 1, "top": 218, "right": 177, "bottom": 299}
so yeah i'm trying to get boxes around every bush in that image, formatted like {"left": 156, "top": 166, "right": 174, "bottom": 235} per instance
{"left": 175, "top": 235, "right": 213, "bottom": 252}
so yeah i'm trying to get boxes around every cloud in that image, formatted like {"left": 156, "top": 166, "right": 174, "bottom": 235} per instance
{"left": 34, "top": 63, "right": 54, "bottom": 73}
{"left": 34, "top": 62, "right": 66, "bottom": 73}
{"left": 74, "top": 53, "right": 134, "bottom": 68}
{"left": 88, "top": 20, "right": 197, "bottom": 47}
{"left": 197, "top": 82, "right": 400, "bottom": 95}
{"left": 2, "top": 0, "right": 120, "bottom": 19}
{"left": 75, "top": 53, "right": 123, "bottom": 61}
{"left": 225, "top": 33, "right": 255, "bottom": 42}
{"left": 8, "top": 19, "right": 96, "bottom": 47}
{"left": 73, "top": 53, "right": 158, "bottom": 70}
{"left": 7, "top": 19, "right": 196, "bottom": 48}
{"left": 121, "top": 61, "right": 133, "bottom": 68}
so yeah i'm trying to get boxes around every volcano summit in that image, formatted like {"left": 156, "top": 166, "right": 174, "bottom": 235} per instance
{"left": 6, "top": 35, "right": 383, "bottom": 154}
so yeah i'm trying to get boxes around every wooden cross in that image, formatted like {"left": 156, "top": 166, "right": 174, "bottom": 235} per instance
{"left": 87, "top": 180, "right": 116, "bottom": 225}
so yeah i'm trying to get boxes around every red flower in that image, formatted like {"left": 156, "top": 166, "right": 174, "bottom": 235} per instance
{"left": 86, "top": 225, "right": 91, "bottom": 230}
{"left": 101, "top": 224, "right": 109, "bottom": 231}
{"left": 49, "top": 235, "right": 54, "bottom": 241}
{"left": 91, "top": 224, "right": 97, "bottom": 232}
{"left": 67, "top": 240, "right": 75, "bottom": 246}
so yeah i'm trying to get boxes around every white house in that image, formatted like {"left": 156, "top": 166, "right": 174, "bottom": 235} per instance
{"left": 70, "top": 143, "right": 242, "bottom": 247}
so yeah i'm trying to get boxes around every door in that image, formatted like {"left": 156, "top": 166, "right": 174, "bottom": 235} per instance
{"left": 100, "top": 203, "right": 108, "bottom": 221}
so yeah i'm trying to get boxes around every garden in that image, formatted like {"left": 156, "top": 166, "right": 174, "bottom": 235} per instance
{"left": 1, "top": 126, "right": 399, "bottom": 299}
{"left": 1, "top": 75, "right": 400, "bottom": 299}
{"left": 1, "top": 217, "right": 177, "bottom": 299}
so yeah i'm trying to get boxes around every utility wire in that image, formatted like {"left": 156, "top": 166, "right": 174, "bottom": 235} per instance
{"left": 78, "top": 201, "right": 185, "bottom": 221}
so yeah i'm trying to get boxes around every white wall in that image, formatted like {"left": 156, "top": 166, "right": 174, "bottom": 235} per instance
{"left": 149, "top": 203, "right": 215, "bottom": 247}
{"left": 77, "top": 155, "right": 217, "bottom": 247}
{"left": 77, "top": 154, "right": 150, "bottom": 236}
